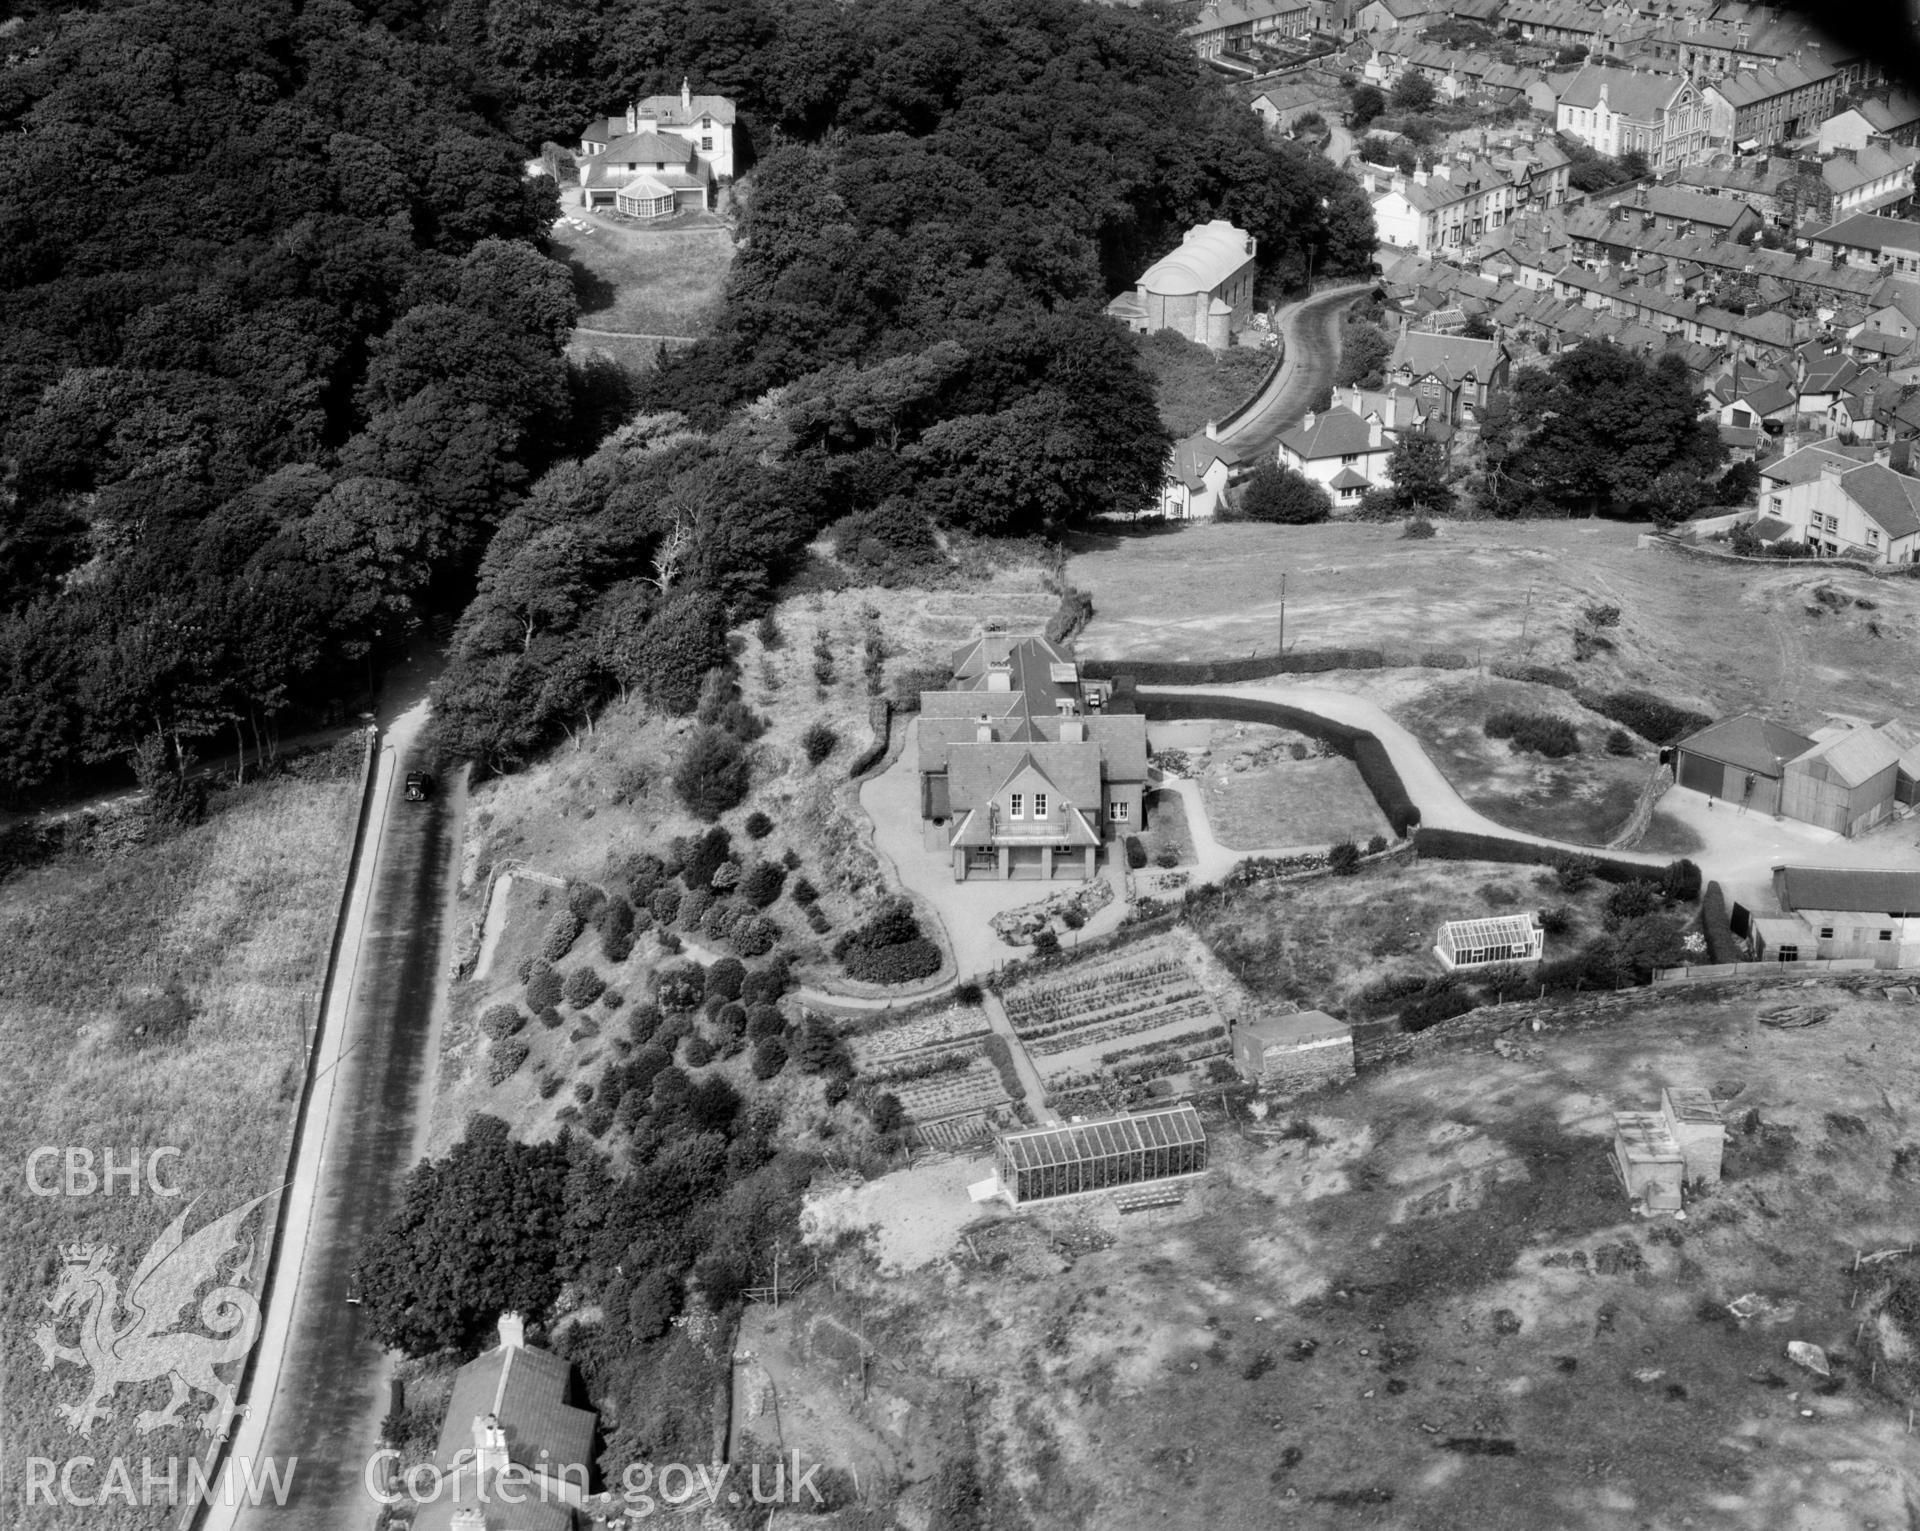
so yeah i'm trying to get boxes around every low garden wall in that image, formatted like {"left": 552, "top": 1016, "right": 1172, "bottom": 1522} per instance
{"left": 1652, "top": 958, "right": 1880, "bottom": 983}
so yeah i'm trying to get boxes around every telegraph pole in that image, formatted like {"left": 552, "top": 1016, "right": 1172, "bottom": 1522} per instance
{"left": 1518, "top": 582, "right": 1534, "bottom": 657}
{"left": 1278, "top": 571, "right": 1287, "bottom": 656}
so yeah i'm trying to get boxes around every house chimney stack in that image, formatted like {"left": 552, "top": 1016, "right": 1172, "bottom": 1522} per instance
{"left": 497, "top": 1312, "right": 526, "bottom": 1350}
{"left": 1874, "top": 444, "right": 1892, "bottom": 467}
{"left": 1819, "top": 458, "right": 1846, "bottom": 485}
{"left": 472, "top": 1414, "right": 510, "bottom": 1476}
{"left": 682, "top": 77, "right": 692, "bottom": 115}
{"left": 986, "top": 661, "right": 1012, "bottom": 693}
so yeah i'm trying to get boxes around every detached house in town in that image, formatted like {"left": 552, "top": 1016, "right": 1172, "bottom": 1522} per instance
{"left": 917, "top": 636, "right": 1148, "bottom": 881}
{"left": 1275, "top": 407, "right": 1393, "bottom": 506}
{"left": 1555, "top": 65, "right": 1711, "bottom": 170}
{"left": 1754, "top": 440, "right": 1920, "bottom": 565}
{"left": 1107, "top": 221, "right": 1259, "bottom": 350}
{"left": 1386, "top": 325, "right": 1510, "bottom": 426}
{"left": 575, "top": 83, "right": 736, "bottom": 219}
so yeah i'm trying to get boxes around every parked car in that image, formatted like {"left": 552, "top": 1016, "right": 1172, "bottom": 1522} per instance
{"left": 404, "top": 771, "right": 432, "bottom": 802}
{"left": 345, "top": 1266, "right": 363, "bottom": 1305}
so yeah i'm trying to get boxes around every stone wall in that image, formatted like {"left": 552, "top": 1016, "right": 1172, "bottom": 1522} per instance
{"left": 1259, "top": 1039, "right": 1356, "bottom": 1097}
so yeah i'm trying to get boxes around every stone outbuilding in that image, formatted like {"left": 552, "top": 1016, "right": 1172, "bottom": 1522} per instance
{"left": 1233, "top": 1010, "right": 1354, "bottom": 1094}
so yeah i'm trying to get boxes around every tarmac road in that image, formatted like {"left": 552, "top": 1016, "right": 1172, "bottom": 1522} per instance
{"left": 1218, "top": 282, "right": 1374, "bottom": 461}
{"left": 200, "top": 707, "right": 462, "bottom": 1531}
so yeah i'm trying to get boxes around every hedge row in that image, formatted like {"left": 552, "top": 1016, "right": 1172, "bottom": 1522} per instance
{"left": 1082, "top": 649, "right": 1390, "bottom": 686}
{"left": 1352, "top": 736, "right": 1421, "bottom": 836}
{"left": 1412, "top": 827, "right": 1700, "bottom": 899}
{"left": 1044, "top": 586, "right": 1095, "bottom": 646}
{"left": 845, "top": 698, "right": 893, "bottom": 779}
{"left": 1700, "top": 880, "right": 1740, "bottom": 964}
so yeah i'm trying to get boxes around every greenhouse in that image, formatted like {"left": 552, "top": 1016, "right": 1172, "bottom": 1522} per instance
{"left": 995, "top": 1103, "right": 1208, "bottom": 1205}
{"left": 1433, "top": 912, "right": 1544, "bottom": 971}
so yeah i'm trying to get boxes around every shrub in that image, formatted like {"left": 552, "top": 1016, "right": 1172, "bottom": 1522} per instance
{"left": 1484, "top": 709, "right": 1579, "bottom": 757}
{"left": 526, "top": 965, "right": 563, "bottom": 1012}
{"left": 1540, "top": 905, "right": 1573, "bottom": 935}
{"left": 733, "top": 915, "right": 780, "bottom": 957}
{"left": 542, "top": 909, "right": 584, "bottom": 963}
{"left": 703, "top": 899, "right": 744, "bottom": 940}
{"left": 747, "top": 1003, "right": 786, "bottom": 1040}
{"left": 1033, "top": 929, "right": 1060, "bottom": 955}
{"left": 710, "top": 859, "right": 741, "bottom": 891}
{"left": 1153, "top": 848, "right": 1179, "bottom": 870}
{"left": 489, "top": 1038, "right": 530, "bottom": 1084}
{"left": 627, "top": 1270, "right": 685, "bottom": 1342}
{"left": 1553, "top": 853, "right": 1597, "bottom": 893}
{"left": 756, "top": 612, "right": 782, "bottom": 650}
{"left": 705, "top": 956, "right": 747, "bottom": 1001}
{"left": 674, "top": 726, "right": 751, "bottom": 820}
{"left": 1400, "top": 516, "right": 1437, "bottom": 540}
{"left": 567, "top": 882, "right": 606, "bottom": 926}
{"left": 802, "top": 722, "right": 838, "bottom": 767}
{"left": 1235, "top": 463, "right": 1332, "bottom": 524}
{"left": 1400, "top": 987, "right": 1475, "bottom": 1033}
{"left": 1367, "top": 833, "right": 1388, "bottom": 854}
{"left": 955, "top": 979, "right": 984, "bottom": 1006}
{"left": 684, "top": 1034, "right": 715, "bottom": 1068}
{"left": 537, "top": 1006, "right": 563, "bottom": 1029}
{"left": 742, "top": 957, "right": 791, "bottom": 1004}
{"left": 1604, "top": 879, "right": 1663, "bottom": 925}
{"left": 1124, "top": 836, "right": 1148, "bottom": 870}
{"left": 601, "top": 928, "right": 634, "bottom": 964}
{"left": 602, "top": 988, "right": 624, "bottom": 1010}
{"left": 564, "top": 966, "right": 606, "bottom": 1008}
{"left": 654, "top": 964, "right": 706, "bottom": 1013}
{"left": 480, "top": 1005, "right": 524, "bottom": 1042}
{"left": 1289, "top": 740, "right": 1309, "bottom": 760}
{"left": 1700, "top": 880, "right": 1739, "bottom": 963}
{"left": 1061, "top": 905, "right": 1087, "bottom": 930}
{"left": 627, "top": 1001, "right": 662, "bottom": 1045}
{"left": 789, "top": 875, "right": 819, "bottom": 905}
{"left": 1327, "top": 840, "right": 1361, "bottom": 875}
{"left": 679, "top": 887, "right": 714, "bottom": 929}
{"left": 744, "top": 810, "right": 774, "bottom": 840}
{"left": 648, "top": 885, "right": 682, "bottom": 926}
{"left": 1604, "top": 728, "right": 1635, "bottom": 757}
{"left": 741, "top": 861, "right": 786, "bottom": 908}
{"left": 844, "top": 938, "right": 943, "bottom": 984}
{"left": 1582, "top": 689, "right": 1710, "bottom": 745}
{"left": 752, "top": 1035, "right": 789, "bottom": 1079}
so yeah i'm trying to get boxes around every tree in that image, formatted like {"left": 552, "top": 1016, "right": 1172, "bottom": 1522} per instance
{"left": 1236, "top": 464, "right": 1332, "bottom": 524}
{"left": 359, "top": 1116, "right": 571, "bottom": 1355}
{"left": 1335, "top": 321, "right": 1392, "bottom": 389}
{"left": 1349, "top": 83, "right": 1387, "bottom": 129}
{"left": 1390, "top": 72, "right": 1436, "bottom": 113}
{"left": 1383, "top": 431, "right": 1454, "bottom": 517}
{"left": 674, "top": 726, "right": 752, "bottom": 821}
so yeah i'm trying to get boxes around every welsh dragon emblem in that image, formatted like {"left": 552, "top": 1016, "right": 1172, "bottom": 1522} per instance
{"left": 33, "top": 1192, "right": 273, "bottom": 1437}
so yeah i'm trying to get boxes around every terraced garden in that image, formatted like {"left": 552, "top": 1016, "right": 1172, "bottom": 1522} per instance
{"left": 999, "top": 942, "right": 1234, "bottom": 1116}
{"left": 850, "top": 1005, "right": 1009, "bottom": 1140}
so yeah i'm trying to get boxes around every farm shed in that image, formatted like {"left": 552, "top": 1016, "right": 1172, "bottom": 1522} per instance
{"left": 1780, "top": 727, "right": 1901, "bottom": 837}
{"left": 1765, "top": 864, "right": 1920, "bottom": 966}
{"left": 1234, "top": 1011, "right": 1354, "bottom": 1095}
{"left": 1612, "top": 1112, "right": 1685, "bottom": 1213}
{"left": 1433, "top": 912, "right": 1544, "bottom": 971}
{"left": 1672, "top": 714, "right": 1816, "bottom": 815}
{"left": 995, "top": 1104, "right": 1208, "bottom": 1206}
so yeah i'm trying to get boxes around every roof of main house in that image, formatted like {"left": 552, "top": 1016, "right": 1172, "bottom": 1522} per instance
{"left": 1138, "top": 220, "right": 1256, "bottom": 298}
{"left": 1389, "top": 327, "right": 1505, "bottom": 385}
{"left": 1677, "top": 713, "right": 1816, "bottom": 775}
{"left": 1835, "top": 463, "right": 1920, "bottom": 539}
{"left": 1277, "top": 406, "right": 1376, "bottom": 459}
{"left": 922, "top": 635, "right": 1147, "bottom": 785}
{"left": 436, "top": 1340, "right": 595, "bottom": 1480}
{"left": 1775, "top": 865, "right": 1920, "bottom": 914}
{"left": 945, "top": 747, "right": 1104, "bottom": 847}
{"left": 583, "top": 95, "right": 738, "bottom": 138}
{"left": 1558, "top": 65, "right": 1691, "bottom": 119}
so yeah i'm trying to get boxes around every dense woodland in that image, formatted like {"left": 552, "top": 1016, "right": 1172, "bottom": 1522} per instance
{"left": 0, "top": 0, "right": 1374, "bottom": 794}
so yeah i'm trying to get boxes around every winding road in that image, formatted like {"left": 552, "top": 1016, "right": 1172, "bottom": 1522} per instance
{"left": 1217, "top": 282, "right": 1374, "bottom": 461}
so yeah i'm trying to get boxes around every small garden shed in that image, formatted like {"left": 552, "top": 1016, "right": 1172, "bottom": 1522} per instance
{"left": 1612, "top": 1111, "right": 1685, "bottom": 1213}
{"left": 1433, "top": 912, "right": 1543, "bottom": 971}
{"left": 1233, "top": 1011, "right": 1354, "bottom": 1094}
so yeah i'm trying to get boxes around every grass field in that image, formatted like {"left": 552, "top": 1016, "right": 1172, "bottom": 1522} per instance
{"left": 1190, "top": 855, "right": 1612, "bottom": 1013}
{"left": 549, "top": 211, "right": 735, "bottom": 339}
{"left": 779, "top": 978, "right": 1920, "bottom": 1531}
{"left": 0, "top": 774, "right": 360, "bottom": 1531}
{"left": 1069, "top": 518, "right": 1920, "bottom": 725}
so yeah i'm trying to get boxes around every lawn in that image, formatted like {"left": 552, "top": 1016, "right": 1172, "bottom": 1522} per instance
{"left": 1067, "top": 518, "right": 1920, "bottom": 726}
{"left": 1131, "top": 328, "right": 1277, "bottom": 439}
{"left": 778, "top": 978, "right": 1920, "bottom": 1531}
{"left": 0, "top": 772, "right": 361, "bottom": 1531}
{"left": 549, "top": 211, "right": 735, "bottom": 339}
{"left": 1194, "top": 737, "right": 1390, "bottom": 851}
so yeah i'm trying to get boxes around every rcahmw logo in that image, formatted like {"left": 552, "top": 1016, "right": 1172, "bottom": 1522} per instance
{"left": 27, "top": 1147, "right": 183, "bottom": 1197}
{"left": 23, "top": 1455, "right": 297, "bottom": 1509}
{"left": 34, "top": 1189, "right": 275, "bottom": 1439}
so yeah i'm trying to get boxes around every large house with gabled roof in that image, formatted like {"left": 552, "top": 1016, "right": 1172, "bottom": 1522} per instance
{"left": 412, "top": 1313, "right": 597, "bottom": 1531}
{"left": 1754, "top": 439, "right": 1920, "bottom": 565}
{"left": 574, "top": 82, "right": 735, "bottom": 219}
{"left": 918, "top": 636, "right": 1147, "bottom": 881}
{"left": 1274, "top": 406, "right": 1392, "bottom": 506}
{"left": 1385, "top": 324, "right": 1509, "bottom": 426}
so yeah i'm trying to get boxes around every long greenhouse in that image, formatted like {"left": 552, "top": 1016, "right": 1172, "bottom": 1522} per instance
{"left": 995, "top": 1103, "right": 1208, "bottom": 1205}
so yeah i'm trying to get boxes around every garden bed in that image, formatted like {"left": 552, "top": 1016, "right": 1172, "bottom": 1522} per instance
{"left": 1179, "top": 721, "right": 1390, "bottom": 849}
